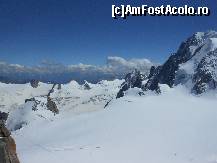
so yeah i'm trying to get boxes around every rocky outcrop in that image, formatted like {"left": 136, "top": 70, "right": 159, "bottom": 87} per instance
{"left": 26, "top": 84, "right": 60, "bottom": 114}
{"left": 142, "top": 66, "right": 162, "bottom": 93}
{"left": 144, "top": 31, "right": 217, "bottom": 94}
{"left": 0, "top": 120, "right": 20, "bottom": 163}
{"left": 47, "top": 97, "right": 59, "bottom": 114}
{"left": 24, "top": 98, "right": 39, "bottom": 111}
{"left": 57, "top": 84, "right": 61, "bottom": 90}
{"left": 46, "top": 84, "right": 59, "bottom": 114}
{"left": 116, "top": 69, "right": 145, "bottom": 98}
{"left": 0, "top": 112, "right": 8, "bottom": 123}
{"left": 30, "top": 79, "right": 39, "bottom": 88}
{"left": 83, "top": 81, "right": 91, "bottom": 90}
{"left": 48, "top": 84, "right": 56, "bottom": 96}
{"left": 24, "top": 97, "right": 35, "bottom": 103}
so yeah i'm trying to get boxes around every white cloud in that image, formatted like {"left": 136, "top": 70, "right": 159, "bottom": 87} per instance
{"left": 0, "top": 56, "right": 155, "bottom": 83}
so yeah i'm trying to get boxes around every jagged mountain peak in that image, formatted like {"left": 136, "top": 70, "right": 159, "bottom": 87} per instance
{"left": 175, "top": 31, "right": 217, "bottom": 62}
{"left": 116, "top": 69, "right": 145, "bottom": 98}
{"left": 144, "top": 31, "right": 217, "bottom": 94}
{"left": 192, "top": 31, "right": 217, "bottom": 41}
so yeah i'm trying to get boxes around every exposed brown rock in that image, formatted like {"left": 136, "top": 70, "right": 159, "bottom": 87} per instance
{"left": 0, "top": 120, "right": 20, "bottom": 163}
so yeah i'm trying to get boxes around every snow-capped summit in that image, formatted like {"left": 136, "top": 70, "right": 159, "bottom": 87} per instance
{"left": 144, "top": 31, "right": 217, "bottom": 94}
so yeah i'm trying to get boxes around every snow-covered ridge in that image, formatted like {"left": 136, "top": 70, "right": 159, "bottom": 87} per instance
{"left": 0, "top": 82, "right": 53, "bottom": 113}
{"left": 176, "top": 31, "right": 217, "bottom": 93}
{"left": 179, "top": 36, "right": 217, "bottom": 75}
{"left": 0, "top": 80, "right": 123, "bottom": 130}
{"left": 143, "top": 30, "right": 217, "bottom": 94}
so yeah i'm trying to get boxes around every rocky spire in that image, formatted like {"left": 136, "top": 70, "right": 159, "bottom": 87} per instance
{"left": 116, "top": 69, "right": 145, "bottom": 98}
{"left": 30, "top": 79, "right": 39, "bottom": 88}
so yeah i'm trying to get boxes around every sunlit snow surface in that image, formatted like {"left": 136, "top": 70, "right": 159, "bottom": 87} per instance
{"left": 1, "top": 82, "right": 214, "bottom": 163}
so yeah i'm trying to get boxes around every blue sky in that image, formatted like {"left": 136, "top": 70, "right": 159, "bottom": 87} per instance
{"left": 0, "top": 0, "right": 217, "bottom": 66}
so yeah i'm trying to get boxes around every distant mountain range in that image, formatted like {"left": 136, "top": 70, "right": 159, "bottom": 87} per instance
{"left": 0, "top": 56, "right": 154, "bottom": 84}
{"left": 1, "top": 30, "right": 217, "bottom": 95}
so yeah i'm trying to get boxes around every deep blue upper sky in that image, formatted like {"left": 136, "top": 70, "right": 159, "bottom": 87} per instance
{"left": 0, "top": 0, "right": 217, "bottom": 66}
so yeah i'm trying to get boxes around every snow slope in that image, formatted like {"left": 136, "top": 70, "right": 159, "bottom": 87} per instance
{"left": 179, "top": 36, "right": 217, "bottom": 76}
{"left": 0, "top": 82, "right": 52, "bottom": 112}
{"left": 50, "top": 80, "right": 122, "bottom": 113}
{"left": 175, "top": 31, "right": 217, "bottom": 91}
{"left": 12, "top": 85, "right": 217, "bottom": 163}
{"left": 1, "top": 80, "right": 123, "bottom": 130}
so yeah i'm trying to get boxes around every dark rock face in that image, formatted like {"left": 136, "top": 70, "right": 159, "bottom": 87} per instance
{"left": 192, "top": 49, "right": 217, "bottom": 94}
{"left": 0, "top": 121, "right": 20, "bottom": 163}
{"left": 0, "top": 112, "right": 8, "bottom": 122}
{"left": 144, "top": 31, "right": 217, "bottom": 94}
{"left": 116, "top": 70, "right": 145, "bottom": 98}
{"left": 142, "top": 66, "right": 162, "bottom": 93}
{"left": 30, "top": 79, "right": 39, "bottom": 88}
{"left": 154, "top": 32, "right": 205, "bottom": 88}
{"left": 147, "top": 66, "right": 156, "bottom": 79}
{"left": 47, "top": 97, "right": 59, "bottom": 114}
{"left": 48, "top": 84, "right": 56, "bottom": 96}
{"left": 57, "top": 84, "right": 61, "bottom": 90}
{"left": 116, "top": 83, "right": 128, "bottom": 99}
{"left": 144, "top": 50, "right": 190, "bottom": 92}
